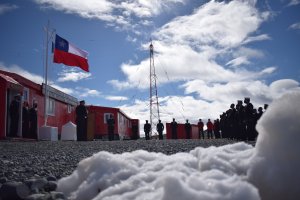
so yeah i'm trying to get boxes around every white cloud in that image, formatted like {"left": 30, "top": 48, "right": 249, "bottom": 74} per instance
{"left": 105, "top": 96, "right": 129, "bottom": 101}
{"left": 0, "top": 62, "right": 44, "bottom": 84}
{"left": 51, "top": 84, "right": 75, "bottom": 95}
{"left": 109, "top": 0, "right": 272, "bottom": 89}
{"left": 0, "top": 4, "right": 18, "bottom": 15}
{"left": 258, "top": 66, "right": 276, "bottom": 75}
{"left": 289, "top": 22, "right": 300, "bottom": 30}
{"left": 242, "top": 34, "right": 271, "bottom": 44}
{"left": 269, "top": 79, "right": 300, "bottom": 97}
{"left": 226, "top": 56, "right": 251, "bottom": 67}
{"left": 288, "top": 0, "right": 300, "bottom": 6}
{"left": 154, "top": 0, "right": 268, "bottom": 48}
{"left": 57, "top": 68, "right": 91, "bottom": 82}
{"left": 34, "top": 0, "right": 187, "bottom": 32}
{"left": 75, "top": 87, "right": 101, "bottom": 98}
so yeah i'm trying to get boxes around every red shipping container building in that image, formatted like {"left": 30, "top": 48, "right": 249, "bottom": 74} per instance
{"left": 0, "top": 69, "right": 139, "bottom": 140}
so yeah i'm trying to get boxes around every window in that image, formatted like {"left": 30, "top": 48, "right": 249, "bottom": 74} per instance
{"left": 23, "top": 87, "right": 29, "bottom": 102}
{"left": 46, "top": 98, "right": 55, "bottom": 116}
{"left": 67, "top": 104, "right": 72, "bottom": 113}
{"left": 104, "top": 113, "right": 113, "bottom": 123}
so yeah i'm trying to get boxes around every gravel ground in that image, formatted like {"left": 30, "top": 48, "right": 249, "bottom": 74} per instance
{"left": 0, "top": 139, "right": 250, "bottom": 200}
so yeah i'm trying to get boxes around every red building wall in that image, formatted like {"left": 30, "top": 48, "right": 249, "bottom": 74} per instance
{"left": 87, "top": 106, "right": 139, "bottom": 139}
{"left": 166, "top": 123, "right": 199, "bottom": 139}
{"left": 0, "top": 70, "right": 76, "bottom": 138}
{"left": 87, "top": 106, "right": 119, "bottom": 138}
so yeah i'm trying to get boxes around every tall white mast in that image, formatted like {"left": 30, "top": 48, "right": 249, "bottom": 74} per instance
{"left": 43, "top": 21, "right": 55, "bottom": 126}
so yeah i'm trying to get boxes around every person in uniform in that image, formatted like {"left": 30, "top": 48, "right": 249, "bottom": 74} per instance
{"left": 29, "top": 102, "right": 38, "bottom": 139}
{"left": 184, "top": 119, "right": 191, "bottom": 139}
{"left": 22, "top": 101, "right": 30, "bottom": 138}
{"left": 170, "top": 118, "right": 178, "bottom": 139}
{"left": 9, "top": 95, "right": 21, "bottom": 137}
{"left": 107, "top": 114, "right": 115, "bottom": 141}
{"left": 144, "top": 120, "right": 151, "bottom": 140}
{"left": 156, "top": 120, "right": 164, "bottom": 140}
{"left": 76, "top": 100, "right": 88, "bottom": 141}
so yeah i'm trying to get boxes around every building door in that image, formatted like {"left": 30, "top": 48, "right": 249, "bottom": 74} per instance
{"left": 6, "top": 89, "right": 22, "bottom": 137}
{"left": 87, "top": 112, "right": 95, "bottom": 141}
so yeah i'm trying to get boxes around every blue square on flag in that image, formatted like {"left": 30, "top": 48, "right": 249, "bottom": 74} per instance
{"left": 55, "top": 35, "right": 69, "bottom": 52}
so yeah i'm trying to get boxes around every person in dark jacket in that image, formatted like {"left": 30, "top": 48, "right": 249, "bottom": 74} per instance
{"left": 184, "top": 119, "right": 191, "bottom": 139}
{"left": 107, "top": 114, "right": 115, "bottom": 141}
{"left": 76, "top": 100, "right": 88, "bottom": 141}
{"left": 197, "top": 119, "right": 204, "bottom": 139}
{"left": 170, "top": 118, "right": 178, "bottom": 139}
{"left": 214, "top": 119, "right": 221, "bottom": 139}
{"left": 144, "top": 120, "right": 151, "bottom": 140}
{"left": 9, "top": 95, "right": 21, "bottom": 137}
{"left": 22, "top": 101, "right": 30, "bottom": 138}
{"left": 156, "top": 120, "right": 164, "bottom": 140}
{"left": 29, "top": 102, "right": 38, "bottom": 139}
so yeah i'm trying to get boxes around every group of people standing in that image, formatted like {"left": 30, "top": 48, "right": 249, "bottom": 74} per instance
{"left": 219, "top": 98, "right": 267, "bottom": 141}
{"left": 144, "top": 118, "right": 215, "bottom": 140}
{"left": 143, "top": 98, "right": 267, "bottom": 141}
{"left": 144, "top": 119, "right": 165, "bottom": 140}
{"left": 9, "top": 95, "right": 38, "bottom": 139}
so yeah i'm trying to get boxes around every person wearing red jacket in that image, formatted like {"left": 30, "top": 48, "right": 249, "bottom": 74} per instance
{"left": 206, "top": 119, "right": 214, "bottom": 139}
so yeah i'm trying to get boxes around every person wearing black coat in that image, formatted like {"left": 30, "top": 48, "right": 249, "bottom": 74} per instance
{"left": 76, "top": 100, "right": 88, "bottom": 141}
{"left": 184, "top": 119, "right": 191, "bottom": 139}
{"left": 171, "top": 118, "right": 178, "bottom": 139}
{"left": 29, "top": 102, "right": 38, "bottom": 139}
{"left": 156, "top": 120, "right": 164, "bottom": 140}
{"left": 144, "top": 120, "right": 151, "bottom": 140}
{"left": 22, "top": 101, "right": 30, "bottom": 138}
{"left": 107, "top": 114, "right": 115, "bottom": 141}
{"left": 9, "top": 95, "right": 21, "bottom": 137}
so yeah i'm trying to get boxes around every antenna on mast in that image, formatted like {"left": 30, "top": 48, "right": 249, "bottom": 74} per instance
{"left": 149, "top": 39, "right": 160, "bottom": 138}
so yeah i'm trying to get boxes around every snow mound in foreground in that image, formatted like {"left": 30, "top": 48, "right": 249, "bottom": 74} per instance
{"left": 57, "top": 91, "right": 300, "bottom": 200}
{"left": 248, "top": 91, "right": 300, "bottom": 199}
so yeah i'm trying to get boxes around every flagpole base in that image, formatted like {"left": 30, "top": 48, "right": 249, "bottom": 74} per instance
{"left": 39, "top": 126, "right": 58, "bottom": 141}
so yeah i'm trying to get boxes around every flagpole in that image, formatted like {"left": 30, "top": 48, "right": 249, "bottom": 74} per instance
{"left": 44, "top": 21, "right": 55, "bottom": 126}
{"left": 44, "top": 21, "right": 49, "bottom": 126}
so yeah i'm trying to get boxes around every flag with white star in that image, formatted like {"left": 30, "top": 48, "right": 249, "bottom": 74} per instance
{"left": 53, "top": 34, "right": 89, "bottom": 72}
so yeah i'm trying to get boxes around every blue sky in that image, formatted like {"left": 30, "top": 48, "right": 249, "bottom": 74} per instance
{"left": 0, "top": 0, "right": 300, "bottom": 125}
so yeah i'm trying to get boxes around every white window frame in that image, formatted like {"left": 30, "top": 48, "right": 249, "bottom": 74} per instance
{"left": 23, "top": 87, "right": 29, "bottom": 103}
{"left": 46, "top": 98, "right": 55, "bottom": 116}
{"left": 104, "top": 113, "right": 113, "bottom": 124}
{"left": 67, "top": 104, "right": 72, "bottom": 113}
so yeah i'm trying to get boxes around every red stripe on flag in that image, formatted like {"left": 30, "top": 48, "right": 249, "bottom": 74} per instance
{"left": 53, "top": 49, "right": 89, "bottom": 72}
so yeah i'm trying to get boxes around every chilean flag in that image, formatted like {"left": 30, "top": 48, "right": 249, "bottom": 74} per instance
{"left": 53, "top": 34, "right": 89, "bottom": 72}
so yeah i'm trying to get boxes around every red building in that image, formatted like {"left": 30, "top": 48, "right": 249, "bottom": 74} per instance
{"left": 0, "top": 69, "right": 140, "bottom": 140}
{"left": 86, "top": 106, "right": 140, "bottom": 140}
{"left": 0, "top": 69, "right": 77, "bottom": 139}
{"left": 165, "top": 123, "right": 199, "bottom": 139}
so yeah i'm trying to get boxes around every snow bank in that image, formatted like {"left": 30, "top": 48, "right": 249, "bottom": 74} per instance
{"left": 57, "top": 144, "right": 258, "bottom": 200}
{"left": 57, "top": 91, "right": 300, "bottom": 200}
{"left": 248, "top": 91, "right": 300, "bottom": 199}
